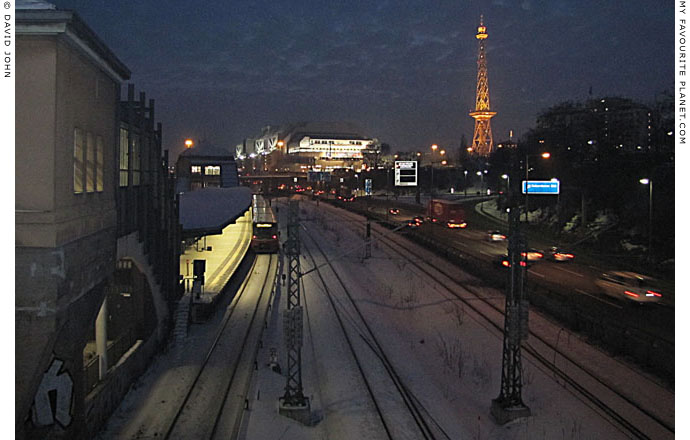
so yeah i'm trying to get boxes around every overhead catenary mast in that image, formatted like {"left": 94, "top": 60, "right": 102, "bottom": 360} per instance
{"left": 469, "top": 15, "right": 497, "bottom": 156}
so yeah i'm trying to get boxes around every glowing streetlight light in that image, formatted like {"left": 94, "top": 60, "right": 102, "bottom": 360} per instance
{"left": 184, "top": 139, "right": 194, "bottom": 148}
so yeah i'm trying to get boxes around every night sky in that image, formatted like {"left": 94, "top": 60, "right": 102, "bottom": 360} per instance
{"left": 49, "top": 0, "right": 673, "bottom": 160}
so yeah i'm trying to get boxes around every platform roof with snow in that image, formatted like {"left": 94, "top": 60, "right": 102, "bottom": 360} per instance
{"left": 179, "top": 186, "right": 253, "bottom": 238}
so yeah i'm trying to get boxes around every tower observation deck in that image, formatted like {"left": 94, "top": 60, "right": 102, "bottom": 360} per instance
{"left": 469, "top": 15, "right": 496, "bottom": 157}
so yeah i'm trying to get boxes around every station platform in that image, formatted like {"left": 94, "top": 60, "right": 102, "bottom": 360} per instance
{"left": 180, "top": 209, "right": 252, "bottom": 317}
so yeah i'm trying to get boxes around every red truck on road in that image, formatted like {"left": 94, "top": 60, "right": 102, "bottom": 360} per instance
{"left": 426, "top": 199, "right": 467, "bottom": 228}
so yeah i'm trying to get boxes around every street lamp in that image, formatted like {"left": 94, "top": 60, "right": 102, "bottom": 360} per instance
{"left": 640, "top": 178, "right": 653, "bottom": 259}
{"left": 523, "top": 152, "right": 550, "bottom": 223}
{"left": 501, "top": 174, "right": 510, "bottom": 191}
{"left": 463, "top": 170, "right": 468, "bottom": 196}
{"left": 430, "top": 144, "right": 439, "bottom": 197}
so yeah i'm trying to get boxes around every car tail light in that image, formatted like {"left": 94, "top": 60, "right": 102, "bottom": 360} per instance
{"left": 624, "top": 290, "right": 639, "bottom": 298}
{"left": 252, "top": 235, "right": 257, "bottom": 239}
{"left": 272, "top": 235, "right": 277, "bottom": 239}
{"left": 502, "top": 260, "right": 510, "bottom": 267}
{"left": 646, "top": 290, "right": 662, "bottom": 297}
{"left": 519, "top": 261, "right": 527, "bottom": 267}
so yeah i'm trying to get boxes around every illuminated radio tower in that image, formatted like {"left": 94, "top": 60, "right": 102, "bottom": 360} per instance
{"left": 469, "top": 15, "right": 497, "bottom": 156}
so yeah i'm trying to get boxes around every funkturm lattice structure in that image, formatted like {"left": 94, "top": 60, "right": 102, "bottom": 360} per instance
{"left": 469, "top": 15, "right": 497, "bottom": 157}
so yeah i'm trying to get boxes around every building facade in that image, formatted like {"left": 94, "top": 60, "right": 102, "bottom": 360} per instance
{"left": 175, "top": 143, "right": 239, "bottom": 192}
{"left": 239, "top": 122, "right": 379, "bottom": 173}
{"left": 16, "top": 6, "right": 130, "bottom": 438}
{"left": 16, "top": 5, "right": 180, "bottom": 439}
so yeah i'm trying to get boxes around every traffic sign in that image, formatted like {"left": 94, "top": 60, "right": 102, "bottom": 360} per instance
{"left": 521, "top": 180, "right": 559, "bottom": 194}
{"left": 395, "top": 161, "right": 417, "bottom": 186}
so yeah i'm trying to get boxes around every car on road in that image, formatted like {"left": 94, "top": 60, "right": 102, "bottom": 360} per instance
{"left": 495, "top": 254, "right": 531, "bottom": 269}
{"left": 595, "top": 271, "right": 662, "bottom": 304}
{"left": 521, "top": 248, "right": 544, "bottom": 261}
{"left": 487, "top": 230, "right": 506, "bottom": 242}
{"left": 547, "top": 247, "right": 575, "bottom": 262}
{"left": 389, "top": 208, "right": 400, "bottom": 215}
{"left": 412, "top": 216, "right": 424, "bottom": 224}
{"left": 406, "top": 219, "right": 420, "bottom": 228}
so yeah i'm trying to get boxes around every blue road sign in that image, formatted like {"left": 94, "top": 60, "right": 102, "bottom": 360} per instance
{"left": 522, "top": 180, "right": 560, "bottom": 194}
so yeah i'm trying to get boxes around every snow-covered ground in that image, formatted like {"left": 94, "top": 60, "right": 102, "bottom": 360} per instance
{"left": 238, "top": 198, "right": 655, "bottom": 439}
{"left": 95, "top": 197, "right": 673, "bottom": 439}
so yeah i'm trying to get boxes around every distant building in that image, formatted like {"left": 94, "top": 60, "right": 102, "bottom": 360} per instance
{"left": 241, "top": 122, "right": 379, "bottom": 172}
{"left": 175, "top": 143, "right": 239, "bottom": 192}
{"left": 534, "top": 97, "right": 653, "bottom": 155}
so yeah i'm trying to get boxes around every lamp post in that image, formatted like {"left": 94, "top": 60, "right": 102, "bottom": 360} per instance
{"left": 501, "top": 174, "right": 510, "bottom": 192}
{"left": 523, "top": 152, "right": 550, "bottom": 223}
{"left": 430, "top": 144, "right": 438, "bottom": 197}
{"left": 639, "top": 178, "right": 653, "bottom": 259}
{"left": 476, "top": 171, "right": 484, "bottom": 191}
{"left": 464, "top": 170, "right": 468, "bottom": 196}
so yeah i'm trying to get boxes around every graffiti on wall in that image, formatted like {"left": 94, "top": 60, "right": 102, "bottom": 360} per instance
{"left": 32, "top": 357, "right": 73, "bottom": 428}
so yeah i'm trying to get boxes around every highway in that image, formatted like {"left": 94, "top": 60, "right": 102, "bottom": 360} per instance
{"left": 311, "top": 192, "right": 674, "bottom": 383}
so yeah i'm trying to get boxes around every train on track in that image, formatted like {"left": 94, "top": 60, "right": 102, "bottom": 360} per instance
{"left": 251, "top": 194, "right": 280, "bottom": 253}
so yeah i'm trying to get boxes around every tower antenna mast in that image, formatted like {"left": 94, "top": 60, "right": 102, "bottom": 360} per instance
{"left": 469, "top": 15, "right": 497, "bottom": 156}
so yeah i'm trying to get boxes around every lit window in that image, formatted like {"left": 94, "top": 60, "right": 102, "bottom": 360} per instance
{"left": 74, "top": 128, "right": 85, "bottom": 194}
{"left": 205, "top": 166, "right": 220, "bottom": 175}
{"left": 132, "top": 134, "right": 140, "bottom": 186}
{"left": 86, "top": 132, "right": 95, "bottom": 193}
{"left": 119, "top": 128, "right": 129, "bottom": 187}
{"left": 191, "top": 165, "right": 202, "bottom": 174}
{"left": 96, "top": 136, "right": 104, "bottom": 192}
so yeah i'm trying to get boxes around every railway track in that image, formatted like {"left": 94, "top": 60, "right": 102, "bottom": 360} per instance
{"left": 306, "top": 200, "right": 674, "bottom": 440}
{"left": 300, "top": 226, "right": 450, "bottom": 440}
{"left": 155, "top": 253, "right": 278, "bottom": 440}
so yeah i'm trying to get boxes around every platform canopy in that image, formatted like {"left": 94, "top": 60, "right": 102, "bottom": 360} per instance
{"left": 179, "top": 186, "right": 253, "bottom": 237}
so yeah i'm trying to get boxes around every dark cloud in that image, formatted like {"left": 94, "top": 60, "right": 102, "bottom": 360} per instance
{"left": 50, "top": 0, "right": 673, "bottom": 158}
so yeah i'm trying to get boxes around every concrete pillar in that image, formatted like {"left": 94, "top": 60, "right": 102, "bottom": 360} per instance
{"left": 96, "top": 298, "right": 108, "bottom": 380}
